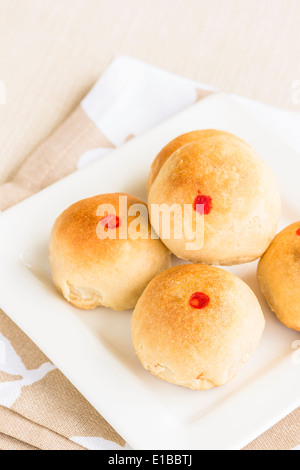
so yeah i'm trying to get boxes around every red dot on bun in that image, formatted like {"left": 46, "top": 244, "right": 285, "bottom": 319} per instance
{"left": 189, "top": 292, "right": 210, "bottom": 309}
{"left": 296, "top": 228, "right": 300, "bottom": 236}
{"left": 193, "top": 194, "right": 212, "bottom": 215}
{"left": 100, "top": 214, "right": 120, "bottom": 229}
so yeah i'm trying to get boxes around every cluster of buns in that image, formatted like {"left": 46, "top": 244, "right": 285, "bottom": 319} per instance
{"left": 50, "top": 129, "right": 297, "bottom": 391}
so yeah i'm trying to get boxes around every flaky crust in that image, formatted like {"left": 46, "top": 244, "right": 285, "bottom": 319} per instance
{"left": 49, "top": 193, "right": 171, "bottom": 310}
{"left": 257, "top": 222, "right": 300, "bottom": 331}
{"left": 132, "top": 264, "right": 265, "bottom": 390}
{"left": 148, "top": 131, "right": 281, "bottom": 265}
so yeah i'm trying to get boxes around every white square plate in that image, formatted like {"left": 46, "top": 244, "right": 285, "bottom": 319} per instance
{"left": 0, "top": 94, "right": 299, "bottom": 450}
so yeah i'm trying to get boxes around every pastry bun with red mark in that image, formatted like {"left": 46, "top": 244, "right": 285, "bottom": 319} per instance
{"left": 147, "top": 130, "right": 281, "bottom": 265}
{"left": 257, "top": 222, "right": 300, "bottom": 331}
{"left": 132, "top": 264, "right": 265, "bottom": 390}
{"left": 50, "top": 193, "right": 171, "bottom": 310}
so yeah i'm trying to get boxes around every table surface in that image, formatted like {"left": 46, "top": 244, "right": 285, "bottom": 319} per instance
{"left": 0, "top": 0, "right": 299, "bottom": 184}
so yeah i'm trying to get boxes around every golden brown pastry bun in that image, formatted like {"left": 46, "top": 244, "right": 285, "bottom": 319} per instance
{"left": 257, "top": 222, "right": 300, "bottom": 331}
{"left": 147, "top": 129, "right": 247, "bottom": 192}
{"left": 50, "top": 193, "right": 171, "bottom": 310}
{"left": 132, "top": 264, "right": 265, "bottom": 390}
{"left": 148, "top": 130, "right": 281, "bottom": 265}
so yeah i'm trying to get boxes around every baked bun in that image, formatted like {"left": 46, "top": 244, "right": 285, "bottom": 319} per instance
{"left": 257, "top": 222, "right": 300, "bottom": 331}
{"left": 147, "top": 130, "right": 247, "bottom": 192}
{"left": 132, "top": 264, "right": 265, "bottom": 390}
{"left": 50, "top": 193, "right": 171, "bottom": 310}
{"left": 148, "top": 130, "right": 281, "bottom": 265}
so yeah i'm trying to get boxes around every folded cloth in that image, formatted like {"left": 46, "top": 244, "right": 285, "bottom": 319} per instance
{"left": 0, "top": 56, "right": 299, "bottom": 450}
{"left": 0, "top": 433, "right": 38, "bottom": 451}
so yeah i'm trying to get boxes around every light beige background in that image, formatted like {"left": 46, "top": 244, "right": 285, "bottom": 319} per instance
{"left": 0, "top": 0, "right": 299, "bottom": 183}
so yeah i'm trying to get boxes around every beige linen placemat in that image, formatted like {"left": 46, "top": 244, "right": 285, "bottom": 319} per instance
{"left": 0, "top": 57, "right": 298, "bottom": 450}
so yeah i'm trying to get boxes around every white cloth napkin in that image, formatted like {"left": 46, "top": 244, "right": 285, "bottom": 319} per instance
{"left": 79, "top": 56, "right": 300, "bottom": 172}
